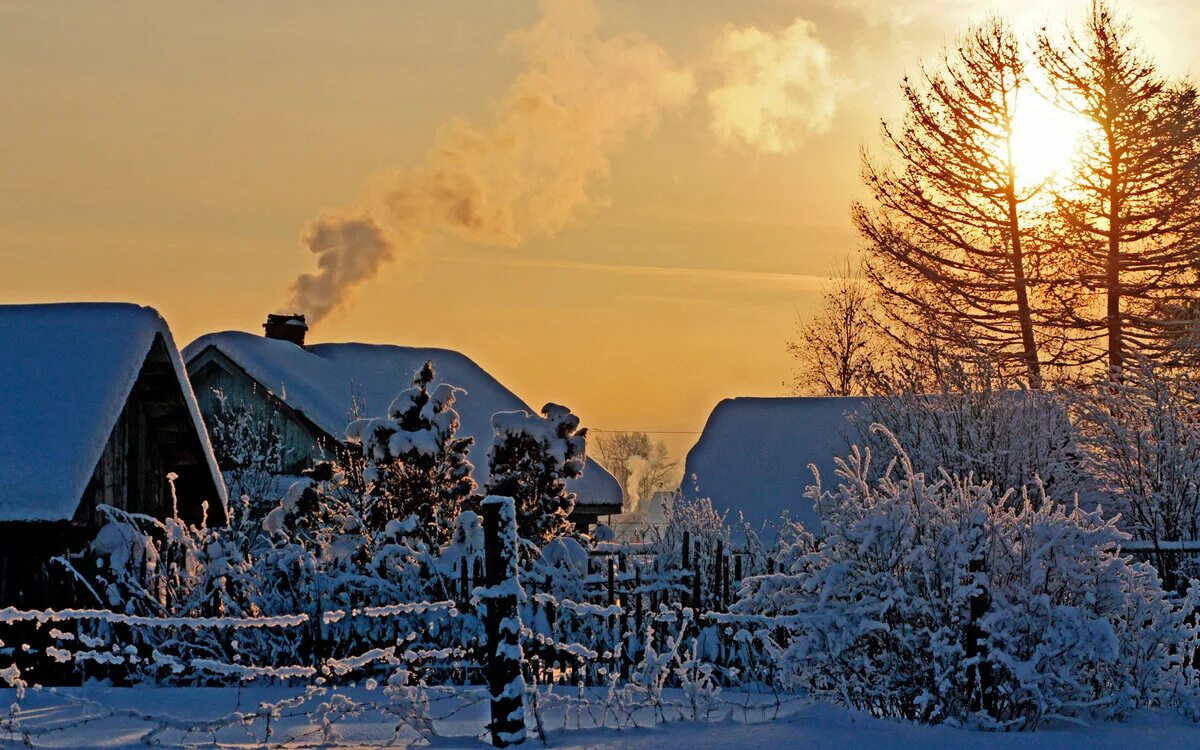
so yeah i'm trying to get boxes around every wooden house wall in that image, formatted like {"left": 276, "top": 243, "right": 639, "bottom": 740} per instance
{"left": 74, "top": 385, "right": 169, "bottom": 524}
{"left": 189, "top": 355, "right": 335, "bottom": 475}
{"left": 0, "top": 522, "right": 89, "bottom": 609}
{"left": 187, "top": 347, "right": 613, "bottom": 532}
{"left": 0, "top": 334, "right": 223, "bottom": 610}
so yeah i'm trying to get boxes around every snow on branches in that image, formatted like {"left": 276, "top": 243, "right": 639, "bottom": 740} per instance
{"left": 729, "top": 426, "right": 1199, "bottom": 728}
{"left": 486, "top": 403, "right": 587, "bottom": 544}
{"left": 347, "top": 361, "right": 476, "bottom": 543}
{"left": 1070, "top": 356, "right": 1200, "bottom": 590}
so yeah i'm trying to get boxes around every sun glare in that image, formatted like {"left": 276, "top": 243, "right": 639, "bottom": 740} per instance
{"left": 1008, "top": 89, "right": 1091, "bottom": 191}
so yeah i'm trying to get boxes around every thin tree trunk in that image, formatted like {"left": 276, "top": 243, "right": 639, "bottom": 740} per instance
{"left": 1006, "top": 133, "right": 1042, "bottom": 389}
{"left": 1107, "top": 133, "right": 1123, "bottom": 372}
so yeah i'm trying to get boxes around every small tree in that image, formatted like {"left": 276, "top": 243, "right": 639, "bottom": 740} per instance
{"left": 485, "top": 403, "right": 586, "bottom": 545}
{"left": 348, "top": 361, "right": 476, "bottom": 544}
{"left": 788, "top": 256, "right": 878, "bottom": 396}
{"left": 592, "top": 431, "right": 677, "bottom": 510}
{"left": 206, "top": 387, "right": 291, "bottom": 514}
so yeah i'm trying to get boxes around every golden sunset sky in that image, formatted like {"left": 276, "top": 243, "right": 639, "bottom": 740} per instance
{"left": 2, "top": 0, "right": 1194, "bottom": 460}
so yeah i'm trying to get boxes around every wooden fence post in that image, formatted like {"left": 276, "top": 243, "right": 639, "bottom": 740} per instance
{"left": 714, "top": 540, "right": 724, "bottom": 611}
{"left": 722, "top": 554, "right": 731, "bottom": 612}
{"left": 681, "top": 531, "right": 691, "bottom": 609}
{"left": 965, "top": 524, "right": 991, "bottom": 718}
{"left": 481, "top": 496, "right": 526, "bottom": 747}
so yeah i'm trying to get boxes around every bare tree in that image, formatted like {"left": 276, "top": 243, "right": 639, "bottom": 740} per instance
{"left": 788, "top": 256, "right": 878, "bottom": 396}
{"left": 854, "top": 19, "right": 1052, "bottom": 387}
{"left": 1069, "top": 355, "right": 1200, "bottom": 590}
{"left": 1038, "top": 2, "right": 1200, "bottom": 371}
{"left": 592, "top": 431, "right": 678, "bottom": 510}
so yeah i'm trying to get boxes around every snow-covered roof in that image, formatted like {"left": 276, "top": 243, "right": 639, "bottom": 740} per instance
{"left": 182, "top": 332, "right": 622, "bottom": 509}
{"left": 0, "top": 303, "right": 228, "bottom": 523}
{"left": 683, "top": 396, "right": 868, "bottom": 535}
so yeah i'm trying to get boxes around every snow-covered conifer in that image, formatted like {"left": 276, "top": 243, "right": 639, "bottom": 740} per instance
{"left": 347, "top": 361, "right": 476, "bottom": 544}
{"left": 485, "top": 403, "right": 586, "bottom": 545}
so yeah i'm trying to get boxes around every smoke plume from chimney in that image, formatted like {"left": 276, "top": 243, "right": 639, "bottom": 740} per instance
{"left": 289, "top": 0, "right": 695, "bottom": 322}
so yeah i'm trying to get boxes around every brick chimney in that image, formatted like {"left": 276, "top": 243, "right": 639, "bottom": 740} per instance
{"left": 263, "top": 313, "right": 308, "bottom": 347}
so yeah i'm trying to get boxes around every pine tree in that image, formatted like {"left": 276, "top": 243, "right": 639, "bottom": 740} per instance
{"left": 1038, "top": 1, "right": 1200, "bottom": 370}
{"left": 348, "top": 360, "right": 476, "bottom": 544}
{"left": 854, "top": 19, "right": 1052, "bottom": 387}
{"left": 484, "top": 403, "right": 587, "bottom": 545}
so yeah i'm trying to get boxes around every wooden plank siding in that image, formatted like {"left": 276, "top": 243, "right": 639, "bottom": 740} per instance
{"left": 0, "top": 333, "right": 224, "bottom": 610}
{"left": 186, "top": 344, "right": 618, "bottom": 532}
{"left": 188, "top": 346, "right": 347, "bottom": 475}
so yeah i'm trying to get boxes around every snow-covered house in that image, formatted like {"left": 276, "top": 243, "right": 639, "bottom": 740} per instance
{"left": 683, "top": 397, "right": 867, "bottom": 535}
{"left": 0, "top": 303, "right": 227, "bottom": 608}
{"left": 183, "top": 316, "right": 623, "bottom": 530}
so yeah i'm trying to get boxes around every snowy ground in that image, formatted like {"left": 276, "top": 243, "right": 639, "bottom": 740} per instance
{"left": 2, "top": 686, "right": 1199, "bottom": 749}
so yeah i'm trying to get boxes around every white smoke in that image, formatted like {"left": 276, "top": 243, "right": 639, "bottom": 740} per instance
{"left": 293, "top": 212, "right": 394, "bottom": 324}
{"left": 290, "top": 0, "right": 696, "bottom": 322}
{"left": 707, "top": 18, "right": 842, "bottom": 154}
{"left": 623, "top": 453, "right": 650, "bottom": 514}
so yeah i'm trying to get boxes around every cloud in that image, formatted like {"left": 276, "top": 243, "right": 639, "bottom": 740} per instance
{"left": 707, "top": 18, "right": 843, "bottom": 154}
{"left": 289, "top": 0, "right": 695, "bottom": 322}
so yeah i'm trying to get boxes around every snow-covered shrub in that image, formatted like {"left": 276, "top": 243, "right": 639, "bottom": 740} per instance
{"left": 348, "top": 361, "right": 476, "bottom": 544}
{"left": 857, "top": 377, "right": 1086, "bottom": 508}
{"left": 437, "top": 510, "right": 484, "bottom": 575}
{"left": 644, "top": 492, "right": 730, "bottom": 572}
{"left": 46, "top": 459, "right": 481, "bottom": 684}
{"left": 248, "top": 467, "right": 473, "bottom": 668}
{"left": 536, "top": 536, "right": 590, "bottom": 603}
{"left": 206, "top": 386, "right": 293, "bottom": 512}
{"left": 64, "top": 502, "right": 207, "bottom": 621}
{"left": 643, "top": 492, "right": 739, "bottom": 613}
{"left": 1070, "top": 356, "right": 1200, "bottom": 589}
{"left": 730, "top": 427, "right": 1198, "bottom": 728}
{"left": 485, "top": 403, "right": 587, "bottom": 545}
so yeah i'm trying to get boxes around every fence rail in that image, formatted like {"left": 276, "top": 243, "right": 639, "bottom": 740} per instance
{"left": 2, "top": 520, "right": 768, "bottom": 747}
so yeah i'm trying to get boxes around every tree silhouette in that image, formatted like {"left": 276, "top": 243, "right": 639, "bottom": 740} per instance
{"left": 854, "top": 19, "right": 1052, "bottom": 388}
{"left": 788, "top": 256, "right": 878, "bottom": 396}
{"left": 1038, "top": 1, "right": 1200, "bottom": 371}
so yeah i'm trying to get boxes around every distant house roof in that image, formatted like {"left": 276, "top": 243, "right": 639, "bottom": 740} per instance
{"left": 0, "top": 303, "right": 228, "bottom": 523}
{"left": 683, "top": 396, "right": 868, "bottom": 535}
{"left": 183, "top": 332, "right": 622, "bottom": 510}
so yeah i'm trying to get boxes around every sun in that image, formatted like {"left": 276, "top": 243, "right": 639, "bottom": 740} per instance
{"left": 1007, "top": 88, "right": 1091, "bottom": 191}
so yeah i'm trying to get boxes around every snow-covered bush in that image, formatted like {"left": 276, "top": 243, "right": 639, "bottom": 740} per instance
{"left": 348, "top": 361, "right": 476, "bottom": 544}
{"left": 485, "top": 403, "right": 587, "bottom": 545}
{"left": 1070, "top": 357, "right": 1200, "bottom": 589}
{"left": 857, "top": 378, "right": 1086, "bottom": 508}
{"left": 42, "top": 460, "right": 477, "bottom": 685}
{"left": 644, "top": 492, "right": 730, "bottom": 572}
{"left": 730, "top": 427, "right": 1198, "bottom": 728}
{"left": 206, "top": 386, "right": 293, "bottom": 511}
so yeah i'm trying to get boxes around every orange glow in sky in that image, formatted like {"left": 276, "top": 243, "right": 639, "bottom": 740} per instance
{"left": 2, "top": 0, "right": 1194, "bottom": 464}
